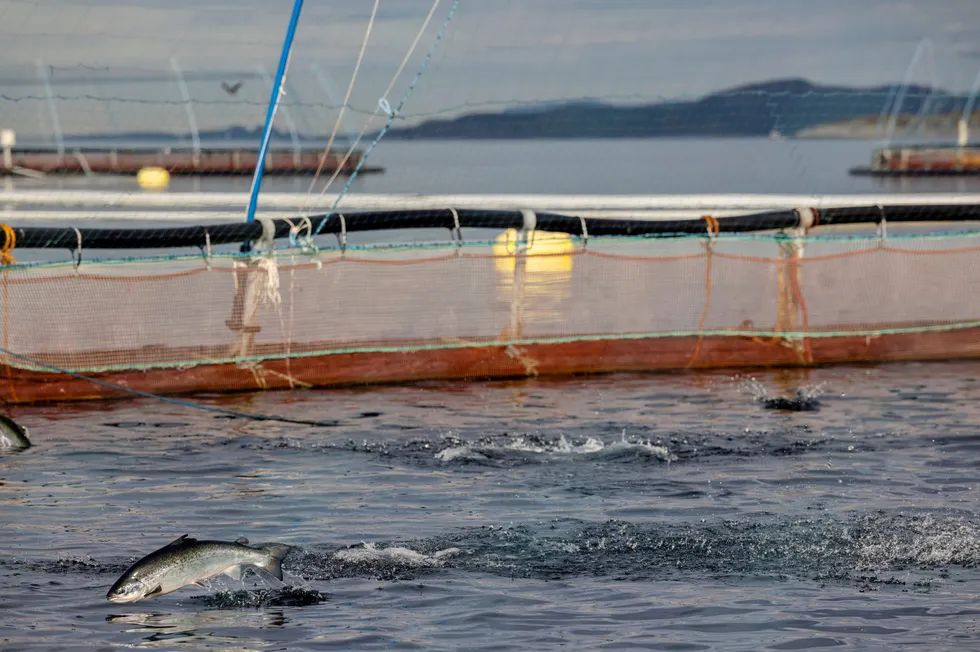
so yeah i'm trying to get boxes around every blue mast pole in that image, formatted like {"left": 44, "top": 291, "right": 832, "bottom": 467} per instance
{"left": 244, "top": 0, "right": 304, "bottom": 244}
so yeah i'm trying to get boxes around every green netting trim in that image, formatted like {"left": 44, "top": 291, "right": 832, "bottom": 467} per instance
{"left": 13, "top": 320, "right": 980, "bottom": 374}
{"left": 7, "top": 228, "right": 980, "bottom": 272}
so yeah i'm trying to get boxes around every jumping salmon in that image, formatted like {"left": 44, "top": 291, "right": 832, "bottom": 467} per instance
{"left": 0, "top": 414, "right": 30, "bottom": 449}
{"left": 106, "top": 534, "right": 291, "bottom": 603}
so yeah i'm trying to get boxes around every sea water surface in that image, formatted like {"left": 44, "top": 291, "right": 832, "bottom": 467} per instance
{"left": 7, "top": 138, "right": 980, "bottom": 197}
{"left": 3, "top": 139, "right": 980, "bottom": 649}
{"left": 3, "top": 363, "right": 980, "bottom": 650}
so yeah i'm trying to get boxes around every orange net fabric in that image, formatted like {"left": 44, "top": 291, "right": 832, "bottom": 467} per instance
{"left": 1, "top": 230, "right": 979, "bottom": 402}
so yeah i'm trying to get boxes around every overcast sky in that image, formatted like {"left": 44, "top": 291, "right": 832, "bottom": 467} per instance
{"left": 1, "top": 0, "right": 978, "bottom": 136}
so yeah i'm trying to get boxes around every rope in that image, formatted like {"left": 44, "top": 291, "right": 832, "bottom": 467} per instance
{"left": 255, "top": 215, "right": 277, "bottom": 253}
{"left": 314, "top": 0, "right": 460, "bottom": 237}
{"left": 450, "top": 207, "right": 462, "bottom": 255}
{"left": 71, "top": 226, "right": 82, "bottom": 270}
{"left": 200, "top": 229, "right": 212, "bottom": 271}
{"left": 337, "top": 214, "right": 347, "bottom": 254}
{"left": 790, "top": 254, "right": 813, "bottom": 364}
{"left": 0, "top": 345, "right": 338, "bottom": 427}
{"left": 878, "top": 205, "right": 888, "bottom": 247}
{"left": 303, "top": 0, "right": 445, "bottom": 212}
{"left": 688, "top": 218, "right": 719, "bottom": 367}
{"left": 0, "top": 225, "right": 15, "bottom": 402}
{"left": 305, "top": 0, "right": 381, "bottom": 196}
{"left": 0, "top": 224, "right": 16, "bottom": 266}
{"left": 285, "top": 215, "right": 317, "bottom": 253}
{"left": 703, "top": 214, "right": 720, "bottom": 237}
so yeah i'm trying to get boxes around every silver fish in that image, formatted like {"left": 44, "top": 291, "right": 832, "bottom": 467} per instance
{"left": 0, "top": 414, "right": 30, "bottom": 449}
{"left": 106, "top": 534, "right": 291, "bottom": 603}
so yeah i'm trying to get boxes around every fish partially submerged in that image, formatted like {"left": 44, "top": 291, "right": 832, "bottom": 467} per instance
{"left": 106, "top": 535, "right": 291, "bottom": 603}
{"left": 759, "top": 390, "right": 821, "bottom": 412}
{"left": 0, "top": 414, "right": 30, "bottom": 449}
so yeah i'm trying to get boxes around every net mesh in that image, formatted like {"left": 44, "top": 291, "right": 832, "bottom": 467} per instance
{"left": 2, "top": 228, "right": 980, "bottom": 402}
{"left": 1, "top": 2, "right": 980, "bottom": 402}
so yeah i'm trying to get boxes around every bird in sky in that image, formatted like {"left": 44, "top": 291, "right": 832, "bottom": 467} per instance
{"left": 221, "top": 81, "right": 245, "bottom": 95}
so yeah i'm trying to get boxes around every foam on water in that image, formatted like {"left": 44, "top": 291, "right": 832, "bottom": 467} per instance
{"left": 333, "top": 542, "right": 461, "bottom": 567}
{"left": 5, "top": 364, "right": 980, "bottom": 649}
{"left": 231, "top": 424, "right": 868, "bottom": 468}
{"left": 432, "top": 431, "right": 673, "bottom": 463}
{"left": 7, "top": 511, "right": 977, "bottom": 595}
{"left": 855, "top": 513, "right": 980, "bottom": 570}
{"left": 190, "top": 587, "right": 327, "bottom": 608}
{"left": 172, "top": 510, "right": 972, "bottom": 588}
{"left": 743, "top": 377, "right": 826, "bottom": 412}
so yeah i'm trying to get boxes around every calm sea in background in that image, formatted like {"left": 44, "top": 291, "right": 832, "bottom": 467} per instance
{"left": 8, "top": 138, "right": 980, "bottom": 196}
{"left": 3, "top": 139, "right": 980, "bottom": 650}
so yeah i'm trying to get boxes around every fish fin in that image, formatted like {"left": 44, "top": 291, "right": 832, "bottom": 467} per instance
{"left": 256, "top": 543, "right": 291, "bottom": 582}
{"left": 193, "top": 581, "right": 209, "bottom": 588}
{"left": 224, "top": 565, "right": 243, "bottom": 581}
{"left": 235, "top": 537, "right": 249, "bottom": 545}
{"left": 165, "top": 534, "right": 196, "bottom": 548}
{"left": 145, "top": 585, "right": 163, "bottom": 598}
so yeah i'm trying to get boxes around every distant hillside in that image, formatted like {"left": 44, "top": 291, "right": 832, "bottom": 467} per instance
{"left": 60, "top": 124, "right": 331, "bottom": 144}
{"left": 383, "top": 78, "right": 964, "bottom": 140}
{"left": 797, "top": 110, "right": 980, "bottom": 139}
{"left": 35, "top": 78, "right": 971, "bottom": 144}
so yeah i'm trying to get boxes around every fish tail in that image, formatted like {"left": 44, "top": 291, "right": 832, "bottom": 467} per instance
{"left": 257, "top": 543, "right": 291, "bottom": 581}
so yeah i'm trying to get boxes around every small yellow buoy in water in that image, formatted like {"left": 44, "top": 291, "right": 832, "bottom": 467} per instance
{"left": 492, "top": 228, "right": 575, "bottom": 276}
{"left": 136, "top": 166, "right": 170, "bottom": 191}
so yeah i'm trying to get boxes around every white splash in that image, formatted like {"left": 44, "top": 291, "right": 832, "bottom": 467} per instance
{"left": 742, "top": 376, "right": 826, "bottom": 402}
{"left": 506, "top": 434, "right": 604, "bottom": 455}
{"left": 435, "top": 446, "right": 485, "bottom": 462}
{"left": 606, "top": 430, "right": 674, "bottom": 461}
{"left": 434, "top": 430, "right": 673, "bottom": 462}
{"left": 856, "top": 515, "right": 980, "bottom": 569}
{"left": 333, "top": 542, "right": 460, "bottom": 567}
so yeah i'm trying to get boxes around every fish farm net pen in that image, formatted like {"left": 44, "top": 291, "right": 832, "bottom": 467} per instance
{"left": 0, "top": 199, "right": 978, "bottom": 405}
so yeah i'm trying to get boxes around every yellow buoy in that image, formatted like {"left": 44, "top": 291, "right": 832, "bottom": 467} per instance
{"left": 136, "top": 166, "right": 170, "bottom": 191}
{"left": 492, "top": 228, "right": 575, "bottom": 275}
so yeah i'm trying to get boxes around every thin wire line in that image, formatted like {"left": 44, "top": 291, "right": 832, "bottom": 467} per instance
{"left": 300, "top": 0, "right": 443, "bottom": 217}
{"left": 0, "top": 345, "right": 337, "bottom": 427}
{"left": 314, "top": 0, "right": 460, "bottom": 236}
{"left": 305, "top": 0, "right": 381, "bottom": 197}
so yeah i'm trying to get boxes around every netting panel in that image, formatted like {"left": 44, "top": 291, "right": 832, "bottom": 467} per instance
{"left": 3, "top": 233, "right": 980, "bottom": 375}
{"left": 801, "top": 239, "right": 980, "bottom": 329}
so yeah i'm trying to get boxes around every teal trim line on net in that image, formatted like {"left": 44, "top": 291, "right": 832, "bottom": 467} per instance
{"left": 10, "top": 320, "right": 980, "bottom": 374}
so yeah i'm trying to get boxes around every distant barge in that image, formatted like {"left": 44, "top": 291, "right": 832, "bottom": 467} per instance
{"left": 0, "top": 147, "right": 384, "bottom": 176}
{"left": 850, "top": 144, "right": 980, "bottom": 177}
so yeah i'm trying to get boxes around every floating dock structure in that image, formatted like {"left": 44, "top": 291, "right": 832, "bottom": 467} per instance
{"left": 851, "top": 144, "right": 980, "bottom": 177}
{"left": 850, "top": 114, "right": 980, "bottom": 176}
{"left": 0, "top": 147, "right": 383, "bottom": 176}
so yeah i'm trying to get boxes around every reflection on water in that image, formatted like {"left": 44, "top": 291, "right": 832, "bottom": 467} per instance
{"left": 4, "top": 363, "right": 980, "bottom": 649}
{"left": 493, "top": 229, "right": 576, "bottom": 336}
{"left": 107, "top": 609, "right": 286, "bottom": 649}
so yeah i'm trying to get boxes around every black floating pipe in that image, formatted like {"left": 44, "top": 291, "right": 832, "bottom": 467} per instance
{"left": 7, "top": 203, "right": 980, "bottom": 251}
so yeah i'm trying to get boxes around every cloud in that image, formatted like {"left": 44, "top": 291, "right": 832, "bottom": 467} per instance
{"left": 2, "top": 0, "right": 978, "bottom": 137}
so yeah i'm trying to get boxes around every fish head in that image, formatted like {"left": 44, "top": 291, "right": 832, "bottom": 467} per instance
{"left": 106, "top": 576, "right": 153, "bottom": 603}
